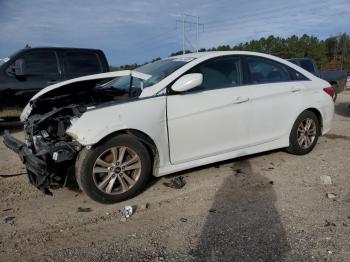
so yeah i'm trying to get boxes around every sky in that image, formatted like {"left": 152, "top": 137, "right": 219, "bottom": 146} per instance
{"left": 0, "top": 0, "right": 349, "bottom": 66}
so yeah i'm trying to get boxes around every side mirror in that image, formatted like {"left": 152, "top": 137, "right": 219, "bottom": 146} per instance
{"left": 14, "top": 58, "right": 26, "bottom": 76}
{"left": 171, "top": 73, "right": 203, "bottom": 92}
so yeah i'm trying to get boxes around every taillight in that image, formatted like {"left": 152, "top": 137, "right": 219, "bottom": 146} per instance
{"left": 323, "top": 87, "right": 334, "bottom": 98}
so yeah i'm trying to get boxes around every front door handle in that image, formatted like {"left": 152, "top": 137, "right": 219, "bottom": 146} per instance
{"left": 291, "top": 88, "right": 301, "bottom": 93}
{"left": 232, "top": 97, "right": 249, "bottom": 104}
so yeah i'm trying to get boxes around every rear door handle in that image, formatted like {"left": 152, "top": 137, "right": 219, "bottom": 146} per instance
{"left": 291, "top": 88, "right": 301, "bottom": 93}
{"left": 232, "top": 97, "right": 249, "bottom": 104}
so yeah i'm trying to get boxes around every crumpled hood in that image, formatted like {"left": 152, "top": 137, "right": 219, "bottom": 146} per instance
{"left": 20, "top": 70, "right": 151, "bottom": 121}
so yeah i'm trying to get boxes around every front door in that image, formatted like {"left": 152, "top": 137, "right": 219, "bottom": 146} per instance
{"left": 167, "top": 56, "right": 252, "bottom": 164}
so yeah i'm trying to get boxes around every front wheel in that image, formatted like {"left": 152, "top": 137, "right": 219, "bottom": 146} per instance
{"left": 76, "top": 134, "right": 151, "bottom": 204}
{"left": 286, "top": 111, "right": 320, "bottom": 155}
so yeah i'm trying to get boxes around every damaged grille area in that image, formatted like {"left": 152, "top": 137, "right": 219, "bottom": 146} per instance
{"left": 21, "top": 105, "right": 85, "bottom": 194}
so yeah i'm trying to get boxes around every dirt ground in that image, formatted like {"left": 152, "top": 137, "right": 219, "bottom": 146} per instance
{"left": 0, "top": 91, "right": 349, "bottom": 262}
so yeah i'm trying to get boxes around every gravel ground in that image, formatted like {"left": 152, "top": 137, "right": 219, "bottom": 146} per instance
{"left": 0, "top": 91, "right": 349, "bottom": 261}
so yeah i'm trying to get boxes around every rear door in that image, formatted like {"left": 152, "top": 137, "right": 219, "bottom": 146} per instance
{"left": 244, "top": 56, "right": 307, "bottom": 145}
{"left": 167, "top": 56, "right": 253, "bottom": 164}
{"left": 61, "top": 51, "right": 104, "bottom": 80}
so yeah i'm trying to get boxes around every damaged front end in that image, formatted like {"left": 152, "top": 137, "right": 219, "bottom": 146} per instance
{"left": 3, "top": 70, "right": 152, "bottom": 194}
{"left": 4, "top": 105, "right": 84, "bottom": 194}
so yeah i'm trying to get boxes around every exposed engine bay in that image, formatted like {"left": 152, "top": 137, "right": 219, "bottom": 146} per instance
{"left": 15, "top": 75, "right": 143, "bottom": 193}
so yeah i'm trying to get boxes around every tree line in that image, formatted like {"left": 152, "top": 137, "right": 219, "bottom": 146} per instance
{"left": 111, "top": 33, "right": 350, "bottom": 73}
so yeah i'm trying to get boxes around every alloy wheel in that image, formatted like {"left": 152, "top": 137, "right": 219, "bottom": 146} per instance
{"left": 92, "top": 146, "right": 142, "bottom": 195}
{"left": 297, "top": 118, "right": 317, "bottom": 149}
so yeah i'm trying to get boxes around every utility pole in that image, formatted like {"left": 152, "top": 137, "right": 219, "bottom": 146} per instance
{"left": 182, "top": 14, "right": 185, "bottom": 54}
{"left": 176, "top": 14, "right": 204, "bottom": 54}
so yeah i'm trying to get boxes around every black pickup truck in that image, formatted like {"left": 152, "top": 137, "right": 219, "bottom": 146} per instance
{"left": 288, "top": 58, "right": 347, "bottom": 101}
{"left": 0, "top": 47, "right": 109, "bottom": 119}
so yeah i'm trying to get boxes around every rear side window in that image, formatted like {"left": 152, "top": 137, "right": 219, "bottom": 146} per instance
{"left": 63, "top": 52, "right": 102, "bottom": 75}
{"left": 189, "top": 56, "right": 242, "bottom": 91}
{"left": 246, "top": 57, "right": 290, "bottom": 84}
{"left": 23, "top": 51, "right": 58, "bottom": 74}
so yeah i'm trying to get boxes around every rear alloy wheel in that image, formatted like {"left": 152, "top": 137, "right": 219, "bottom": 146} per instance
{"left": 287, "top": 111, "right": 320, "bottom": 155}
{"left": 76, "top": 134, "right": 151, "bottom": 203}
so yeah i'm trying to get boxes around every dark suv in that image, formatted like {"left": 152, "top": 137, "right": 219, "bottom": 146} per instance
{"left": 0, "top": 47, "right": 109, "bottom": 119}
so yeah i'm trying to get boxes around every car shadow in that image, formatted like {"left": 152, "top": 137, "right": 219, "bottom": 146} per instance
{"left": 189, "top": 156, "right": 296, "bottom": 261}
{"left": 335, "top": 102, "right": 350, "bottom": 117}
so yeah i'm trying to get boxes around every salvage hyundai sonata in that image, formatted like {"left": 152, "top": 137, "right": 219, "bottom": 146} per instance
{"left": 4, "top": 51, "right": 334, "bottom": 203}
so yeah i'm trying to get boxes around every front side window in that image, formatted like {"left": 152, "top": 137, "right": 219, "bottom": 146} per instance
{"left": 246, "top": 57, "right": 291, "bottom": 84}
{"left": 189, "top": 56, "right": 242, "bottom": 91}
{"left": 23, "top": 51, "right": 58, "bottom": 75}
{"left": 63, "top": 52, "right": 102, "bottom": 75}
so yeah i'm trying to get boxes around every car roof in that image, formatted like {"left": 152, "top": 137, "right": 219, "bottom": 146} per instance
{"left": 171, "top": 51, "right": 283, "bottom": 60}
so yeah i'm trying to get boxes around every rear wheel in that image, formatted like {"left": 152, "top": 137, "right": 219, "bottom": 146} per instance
{"left": 76, "top": 134, "right": 151, "bottom": 204}
{"left": 286, "top": 111, "right": 320, "bottom": 155}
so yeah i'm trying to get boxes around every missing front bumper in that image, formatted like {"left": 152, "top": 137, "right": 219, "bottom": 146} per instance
{"left": 3, "top": 130, "right": 52, "bottom": 194}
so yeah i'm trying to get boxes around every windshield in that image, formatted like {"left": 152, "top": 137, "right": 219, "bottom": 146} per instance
{"left": 0, "top": 57, "right": 10, "bottom": 66}
{"left": 99, "top": 57, "right": 193, "bottom": 97}
{"left": 135, "top": 58, "right": 193, "bottom": 87}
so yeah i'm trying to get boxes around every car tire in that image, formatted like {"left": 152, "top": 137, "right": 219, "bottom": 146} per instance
{"left": 286, "top": 110, "right": 320, "bottom": 155}
{"left": 76, "top": 134, "right": 151, "bottom": 204}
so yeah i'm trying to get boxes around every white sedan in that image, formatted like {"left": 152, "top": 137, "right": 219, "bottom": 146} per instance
{"left": 4, "top": 51, "right": 334, "bottom": 203}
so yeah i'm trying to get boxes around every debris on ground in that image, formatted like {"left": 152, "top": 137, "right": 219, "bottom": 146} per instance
{"left": 2, "top": 208, "right": 13, "bottom": 212}
{"left": 345, "top": 193, "right": 350, "bottom": 202}
{"left": 324, "top": 220, "right": 336, "bottom": 227}
{"left": 119, "top": 206, "right": 135, "bottom": 222}
{"left": 214, "top": 165, "right": 220, "bottom": 168}
{"left": 209, "top": 209, "right": 217, "bottom": 213}
{"left": 180, "top": 218, "right": 187, "bottom": 222}
{"left": 232, "top": 168, "right": 246, "bottom": 176}
{"left": 77, "top": 207, "right": 92, "bottom": 212}
{"left": 269, "top": 181, "right": 274, "bottom": 185}
{"left": 4, "top": 216, "right": 15, "bottom": 224}
{"left": 320, "top": 175, "right": 332, "bottom": 185}
{"left": 140, "top": 203, "right": 150, "bottom": 210}
{"left": 262, "top": 164, "right": 275, "bottom": 171}
{"left": 163, "top": 176, "right": 186, "bottom": 189}
{"left": 326, "top": 193, "right": 337, "bottom": 199}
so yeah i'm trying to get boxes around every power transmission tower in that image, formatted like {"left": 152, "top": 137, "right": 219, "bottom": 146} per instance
{"left": 176, "top": 14, "right": 204, "bottom": 54}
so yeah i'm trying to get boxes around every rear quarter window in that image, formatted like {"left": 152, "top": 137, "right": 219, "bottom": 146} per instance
{"left": 63, "top": 52, "right": 102, "bottom": 75}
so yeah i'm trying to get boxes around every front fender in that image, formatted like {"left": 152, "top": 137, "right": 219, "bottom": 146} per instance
{"left": 66, "top": 96, "right": 169, "bottom": 166}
